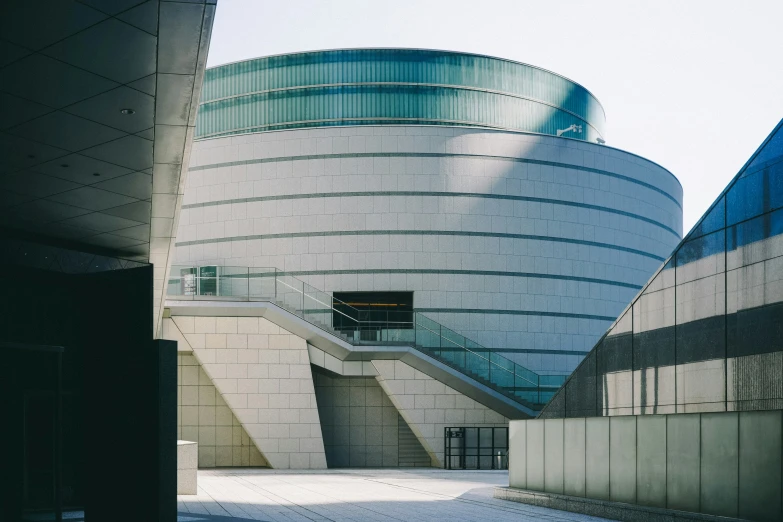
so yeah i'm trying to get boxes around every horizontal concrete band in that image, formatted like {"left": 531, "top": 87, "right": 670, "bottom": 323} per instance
{"left": 182, "top": 190, "right": 679, "bottom": 238}
{"left": 175, "top": 230, "right": 665, "bottom": 261}
{"left": 269, "top": 268, "right": 643, "bottom": 290}
{"left": 486, "top": 348, "right": 591, "bottom": 355}
{"left": 188, "top": 152, "right": 683, "bottom": 209}
{"left": 416, "top": 308, "right": 616, "bottom": 321}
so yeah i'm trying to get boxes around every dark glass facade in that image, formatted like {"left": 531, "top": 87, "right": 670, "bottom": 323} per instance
{"left": 540, "top": 120, "right": 783, "bottom": 418}
{"left": 197, "top": 49, "right": 606, "bottom": 142}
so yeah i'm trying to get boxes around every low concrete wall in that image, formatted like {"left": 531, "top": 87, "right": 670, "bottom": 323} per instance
{"left": 508, "top": 411, "right": 783, "bottom": 521}
{"left": 177, "top": 440, "right": 198, "bottom": 495}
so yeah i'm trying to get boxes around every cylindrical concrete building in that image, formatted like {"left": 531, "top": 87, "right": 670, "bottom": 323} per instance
{"left": 175, "top": 49, "right": 683, "bottom": 377}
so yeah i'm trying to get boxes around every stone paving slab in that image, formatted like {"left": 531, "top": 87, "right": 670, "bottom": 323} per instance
{"left": 178, "top": 469, "right": 610, "bottom": 522}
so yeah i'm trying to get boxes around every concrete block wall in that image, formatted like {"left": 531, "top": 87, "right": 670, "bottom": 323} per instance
{"left": 313, "top": 370, "right": 409, "bottom": 467}
{"left": 509, "top": 411, "right": 783, "bottom": 521}
{"left": 373, "top": 359, "right": 508, "bottom": 467}
{"left": 176, "top": 441, "right": 198, "bottom": 495}
{"left": 172, "top": 316, "right": 327, "bottom": 469}
{"left": 175, "top": 126, "right": 684, "bottom": 375}
{"left": 177, "top": 353, "right": 268, "bottom": 468}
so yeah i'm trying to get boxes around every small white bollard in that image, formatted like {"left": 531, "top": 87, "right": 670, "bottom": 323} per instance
{"left": 177, "top": 440, "right": 198, "bottom": 495}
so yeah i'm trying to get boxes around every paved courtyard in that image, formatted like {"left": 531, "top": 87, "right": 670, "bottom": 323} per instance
{"left": 177, "top": 469, "right": 607, "bottom": 522}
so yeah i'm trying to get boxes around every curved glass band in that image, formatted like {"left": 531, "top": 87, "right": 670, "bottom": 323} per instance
{"left": 198, "top": 49, "right": 605, "bottom": 141}
{"left": 197, "top": 84, "right": 602, "bottom": 141}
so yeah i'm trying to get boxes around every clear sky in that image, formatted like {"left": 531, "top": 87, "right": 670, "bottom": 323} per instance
{"left": 206, "top": 0, "right": 783, "bottom": 233}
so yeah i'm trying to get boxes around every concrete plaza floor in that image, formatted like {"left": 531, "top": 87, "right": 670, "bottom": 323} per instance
{"left": 177, "top": 469, "right": 608, "bottom": 522}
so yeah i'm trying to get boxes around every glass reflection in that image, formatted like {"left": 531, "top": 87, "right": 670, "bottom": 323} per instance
{"left": 540, "top": 120, "right": 783, "bottom": 419}
{"left": 196, "top": 49, "right": 606, "bottom": 141}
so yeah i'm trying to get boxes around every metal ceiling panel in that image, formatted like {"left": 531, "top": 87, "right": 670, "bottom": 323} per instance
{"left": 9, "top": 111, "right": 126, "bottom": 151}
{"left": 79, "top": 0, "right": 149, "bottom": 17}
{"left": 3, "top": 171, "right": 81, "bottom": 197}
{"left": 64, "top": 86, "right": 155, "bottom": 134}
{"left": 60, "top": 211, "right": 143, "bottom": 233}
{"left": 0, "top": 54, "right": 119, "bottom": 108}
{"left": 116, "top": 0, "right": 160, "bottom": 35}
{"left": 92, "top": 171, "right": 153, "bottom": 200}
{"left": 46, "top": 186, "right": 138, "bottom": 211}
{"left": 102, "top": 200, "right": 152, "bottom": 224}
{"left": 0, "top": 92, "right": 52, "bottom": 130}
{"left": 32, "top": 153, "right": 133, "bottom": 185}
{"left": 42, "top": 18, "right": 157, "bottom": 84}
{"left": 80, "top": 134, "right": 153, "bottom": 171}
{"left": 0, "top": 0, "right": 107, "bottom": 51}
{"left": 0, "top": 0, "right": 217, "bottom": 337}
{"left": 0, "top": 40, "right": 32, "bottom": 68}
{"left": 0, "top": 134, "right": 68, "bottom": 172}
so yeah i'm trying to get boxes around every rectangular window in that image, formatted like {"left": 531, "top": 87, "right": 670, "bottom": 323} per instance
{"left": 333, "top": 291, "right": 414, "bottom": 342}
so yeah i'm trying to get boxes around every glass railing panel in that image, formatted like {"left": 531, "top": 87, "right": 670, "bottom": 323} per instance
{"left": 414, "top": 313, "right": 443, "bottom": 356}
{"left": 167, "top": 266, "right": 192, "bottom": 298}
{"left": 274, "top": 273, "right": 305, "bottom": 315}
{"left": 248, "top": 268, "right": 275, "bottom": 300}
{"left": 539, "top": 374, "right": 568, "bottom": 388}
{"left": 302, "top": 282, "right": 334, "bottom": 330}
{"left": 379, "top": 310, "right": 415, "bottom": 343}
{"left": 514, "top": 364, "right": 539, "bottom": 388}
{"left": 217, "top": 266, "right": 249, "bottom": 299}
{"left": 435, "top": 326, "right": 460, "bottom": 368}
{"left": 329, "top": 293, "right": 362, "bottom": 341}
{"left": 465, "top": 349, "right": 490, "bottom": 382}
{"left": 163, "top": 265, "right": 555, "bottom": 410}
{"left": 488, "top": 352, "right": 515, "bottom": 373}
{"left": 485, "top": 353, "right": 515, "bottom": 390}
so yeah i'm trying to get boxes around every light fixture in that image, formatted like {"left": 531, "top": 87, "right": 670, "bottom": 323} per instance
{"left": 120, "top": 108, "right": 135, "bottom": 115}
{"left": 61, "top": 164, "right": 69, "bottom": 168}
{"left": 93, "top": 172, "right": 101, "bottom": 177}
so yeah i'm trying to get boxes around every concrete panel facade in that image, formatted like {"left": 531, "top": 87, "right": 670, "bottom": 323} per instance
{"left": 175, "top": 126, "right": 682, "bottom": 376}
{"left": 508, "top": 410, "right": 783, "bottom": 520}
{"left": 313, "top": 370, "right": 429, "bottom": 468}
{"left": 177, "top": 353, "right": 269, "bottom": 468}
{"left": 172, "top": 315, "right": 328, "bottom": 469}
{"left": 562, "top": 418, "right": 586, "bottom": 497}
{"left": 373, "top": 359, "right": 508, "bottom": 467}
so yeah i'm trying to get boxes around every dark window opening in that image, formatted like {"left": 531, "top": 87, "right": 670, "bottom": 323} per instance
{"left": 333, "top": 291, "right": 414, "bottom": 342}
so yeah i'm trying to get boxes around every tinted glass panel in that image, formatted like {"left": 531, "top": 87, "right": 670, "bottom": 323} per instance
{"left": 197, "top": 49, "right": 606, "bottom": 141}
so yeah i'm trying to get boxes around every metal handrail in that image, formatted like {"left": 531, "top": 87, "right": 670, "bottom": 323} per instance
{"left": 167, "top": 265, "right": 564, "bottom": 408}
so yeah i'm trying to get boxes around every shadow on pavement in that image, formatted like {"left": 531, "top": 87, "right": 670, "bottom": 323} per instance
{"left": 178, "top": 513, "right": 266, "bottom": 522}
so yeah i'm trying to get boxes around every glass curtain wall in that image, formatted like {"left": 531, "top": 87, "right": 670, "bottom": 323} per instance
{"left": 196, "top": 49, "right": 605, "bottom": 141}
{"left": 540, "top": 120, "right": 783, "bottom": 418}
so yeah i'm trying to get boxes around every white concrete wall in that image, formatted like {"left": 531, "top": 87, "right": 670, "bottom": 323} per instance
{"left": 373, "top": 359, "right": 508, "bottom": 467}
{"left": 509, "top": 411, "right": 783, "bottom": 521}
{"left": 173, "top": 315, "right": 327, "bottom": 469}
{"left": 174, "top": 126, "right": 682, "bottom": 376}
{"left": 177, "top": 441, "right": 198, "bottom": 495}
{"left": 177, "top": 353, "right": 269, "bottom": 468}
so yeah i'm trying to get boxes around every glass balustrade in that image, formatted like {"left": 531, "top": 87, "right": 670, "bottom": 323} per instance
{"left": 167, "top": 265, "right": 564, "bottom": 409}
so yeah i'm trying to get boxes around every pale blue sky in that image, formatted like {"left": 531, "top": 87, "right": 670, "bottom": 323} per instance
{"left": 206, "top": 0, "right": 783, "bottom": 232}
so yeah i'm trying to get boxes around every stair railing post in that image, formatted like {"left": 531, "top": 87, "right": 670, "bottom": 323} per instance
{"left": 439, "top": 323, "right": 442, "bottom": 358}
{"left": 537, "top": 374, "right": 540, "bottom": 406}
{"left": 301, "top": 281, "right": 305, "bottom": 318}
{"left": 488, "top": 353, "right": 492, "bottom": 386}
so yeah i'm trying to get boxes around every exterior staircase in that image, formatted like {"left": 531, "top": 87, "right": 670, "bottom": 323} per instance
{"left": 168, "top": 265, "right": 565, "bottom": 412}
